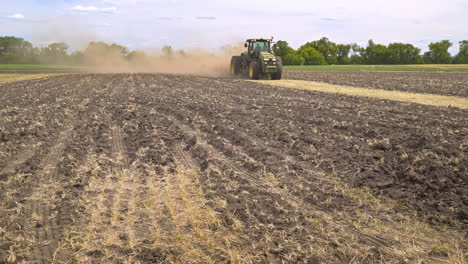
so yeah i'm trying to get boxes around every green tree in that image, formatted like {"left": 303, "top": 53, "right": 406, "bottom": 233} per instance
{"left": 336, "top": 44, "right": 351, "bottom": 64}
{"left": 454, "top": 40, "right": 468, "bottom": 64}
{"left": 350, "top": 55, "right": 364, "bottom": 64}
{"left": 359, "top": 40, "right": 373, "bottom": 64}
{"left": 297, "top": 46, "right": 326, "bottom": 65}
{"left": 423, "top": 40, "right": 452, "bottom": 64}
{"left": 83, "top": 41, "right": 130, "bottom": 65}
{"left": 350, "top": 43, "right": 361, "bottom": 55}
{"left": 348, "top": 43, "right": 364, "bottom": 64}
{"left": 0, "top": 36, "right": 35, "bottom": 63}
{"left": 274, "top": 40, "right": 295, "bottom": 58}
{"left": 361, "top": 40, "right": 390, "bottom": 64}
{"left": 69, "top": 51, "right": 84, "bottom": 65}
{"left": 39, "top": 42, "right": 69, "bottom": 64}
{"left": 283, "top": 52, "right": 305, "bottom": 65}
{"left": 110, "top": 43, "right": 129, "bottom": 56}
{"left": 84, "top": 42, "right": 128, "bottom": 56}
{"left": 300, "top": 37, "right": 337, "bottom": 64}
{"left": 274, "top": 40, "right": 304, "bottom": 65}
{"left": 387, "top": 43, "right": 421, "bottom": 64}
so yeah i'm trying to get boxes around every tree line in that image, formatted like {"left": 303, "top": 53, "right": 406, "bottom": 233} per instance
{"left": 1, "top": 36, "right": 468, "bottom": 65}
{"left": 0, "top": 36, "right": 180, "bottom": 65}
{"left": 275, "top": 38, "right": 468, "bottom": 65}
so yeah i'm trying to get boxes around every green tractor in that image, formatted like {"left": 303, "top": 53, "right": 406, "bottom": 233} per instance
{"left": 230, "top": 38, "right": 282, "bottom": 80}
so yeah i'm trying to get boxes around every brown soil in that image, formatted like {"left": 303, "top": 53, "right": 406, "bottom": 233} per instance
{"left": 0, "top": 70, "right": 78, "bottom": 74}
{"left": 284, "top": 70, "right": 468, "bottom": 97}
{"left": 0, "top": 74, "right": 466, "bottom": 263}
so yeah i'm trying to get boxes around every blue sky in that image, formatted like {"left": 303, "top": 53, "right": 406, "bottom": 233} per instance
{"left": 1, "top": 0, "right": 467, "bottom": 54}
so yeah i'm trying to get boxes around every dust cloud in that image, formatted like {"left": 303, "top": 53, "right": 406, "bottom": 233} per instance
{"left": 84, "top": 47, "right": 243, "bottom": 77}
{"left": 27, "top": 20, "right": 246, "bottom": 77}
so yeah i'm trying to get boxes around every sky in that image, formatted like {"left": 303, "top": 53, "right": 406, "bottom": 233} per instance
{"left": 1, "top": 0, "right": 467, "bottom": 54}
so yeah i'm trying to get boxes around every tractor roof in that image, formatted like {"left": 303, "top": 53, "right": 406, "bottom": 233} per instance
{"left": 246, "top": 38, "right": 272, "bottom": 42}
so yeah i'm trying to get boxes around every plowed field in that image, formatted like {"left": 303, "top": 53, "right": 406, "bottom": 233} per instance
{"left": 284, "top": 71, "right": 468, "bottom": 97}
{"left": 0, "top": 73, "right": 466, "bottom": 263}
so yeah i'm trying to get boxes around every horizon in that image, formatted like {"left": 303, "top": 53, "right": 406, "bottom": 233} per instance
{"left": 1, "top": 0, "right": 467, "bottom": 54}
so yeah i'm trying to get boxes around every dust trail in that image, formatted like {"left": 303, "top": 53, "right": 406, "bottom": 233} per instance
{"left": 87, "top": 53, "right": 229, "bottom": 77}
{"left": 25, "top": 19, "right": 247, "bottom": 77}
{"left": 83, "top": 44, "right": 245, "bottom": 77}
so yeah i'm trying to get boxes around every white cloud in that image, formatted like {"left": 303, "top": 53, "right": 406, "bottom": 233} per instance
{"left": 1, "top": 0, "right": 466, "bottom": 54}
{"left": 102, "top": 0, "right": 125, "bottom": 4}
{"left": 72, "top": 5, "right": 117, "bottom": 13}
{"left": 196, "top": 16, "right": 216, "bottom": 20}
{"left": 8, "top": 13, "right": 25, "bottom": 19}
{"left": 101, "top": 0, "right": 153, "bottom": 5}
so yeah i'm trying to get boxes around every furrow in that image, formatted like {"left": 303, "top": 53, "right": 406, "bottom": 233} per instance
{"left": 23, "top": 127, "right": 73, "bottom": 264}
{"left": 0, "top": 143, "right": 42, "bottom": 177}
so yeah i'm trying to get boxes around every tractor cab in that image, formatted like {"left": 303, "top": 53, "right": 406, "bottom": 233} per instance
{"left": 245, "top": 39, "right": 274, "bottom": 58}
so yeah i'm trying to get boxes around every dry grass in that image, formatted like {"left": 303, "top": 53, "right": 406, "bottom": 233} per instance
{"left": 3, "top": 143, "right": 465, "bottom": 263}
{"left": 0, "top": 74, "right": 60, "bottom": 83}
{"left": 314, "top": 171, "right": 467, "bottom": 263}
{"left": 255, "top": 79, "right": 468, "bottom": 109}
{"left": 161, "top": 167, "right": 253, "bottom": 263}
{"left": 55, "top": 151, "right": 255, "bottom": 263}
{"left": 244, "top": 164, "right": 467, "bottom": 263}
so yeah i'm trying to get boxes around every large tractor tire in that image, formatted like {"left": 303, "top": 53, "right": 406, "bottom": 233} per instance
{"left": 230, "top": 56, "right": 241, "bottom": 76}
{"left": 249, "top": 61, "right": 261, "bottom": 80}
{"left": 271, "top": 57, "right": 283, "bottom": 80}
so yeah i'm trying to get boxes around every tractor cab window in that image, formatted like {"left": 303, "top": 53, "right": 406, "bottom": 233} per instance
{"left": 251, "top": 42, "right": 270, "bottom": 52}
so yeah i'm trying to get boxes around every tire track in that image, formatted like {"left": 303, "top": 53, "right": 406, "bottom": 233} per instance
{"left": 142, "top": 75, "right": 427, "bottom": 259}
{"left": 107, "top": 118, "right": 131, "bottom": 250}
{"left": 134, "top": 164, "right": 168, "bottom": 250}
{"left": 22, "top": 126, "right": 73, "bottom": 264}
{"left": 52, "top": 77, "right": 139, "bottom": 262}
{"left": 0, "top": 77, "right": 98, "bottom": 263}
{"left": 0, "top": 142, "right": 42, "bottom": 177}
{"left": 159, "top": 109, "right": 404, "bottom": 254}
{"left": 160, "top": 112, "right": 263, "bottom": 185}
{"left": 165, "top": 110, "right": 281, "bottom": 182}
{"left": 162, "top": 97, "right": 309, "bottom": 174}
{"left": 114, "top": 108, "right": 171, "bottom": 251}
{"left": 2, "top": 73, "right": 464, "bottom": 263}
{"left": 174, "top": 143, "right": 198, "bottom": 170}
{"left": 109, "top": 120, "right": 129, "bottom": 169}
{"left": 104, "top": 117, "right": 144, "bottom": 257}
{"left": 116, "top": 105, "right": 253, "bottom": 262}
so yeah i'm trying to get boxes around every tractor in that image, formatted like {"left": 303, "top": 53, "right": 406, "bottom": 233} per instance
{"left": 230, "top": 38, "right": 282, "bottom": 80}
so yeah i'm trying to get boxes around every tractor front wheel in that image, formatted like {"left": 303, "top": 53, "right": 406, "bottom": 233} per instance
{"left": 271, "top": 57, "right": 283, "bottom": 80}
{"left": 249, "top": 61, "right": 261, "bottom": 80}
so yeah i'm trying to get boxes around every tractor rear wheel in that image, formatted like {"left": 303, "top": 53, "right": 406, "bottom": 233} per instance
{"left": 230, "top": 56, "right": 241, "bottom": 76}
{"left": 271, "top": 57, "right": 283, "bottom": 80}
{"left": 249, "top": 61, "right": 261, "bottom": 80}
